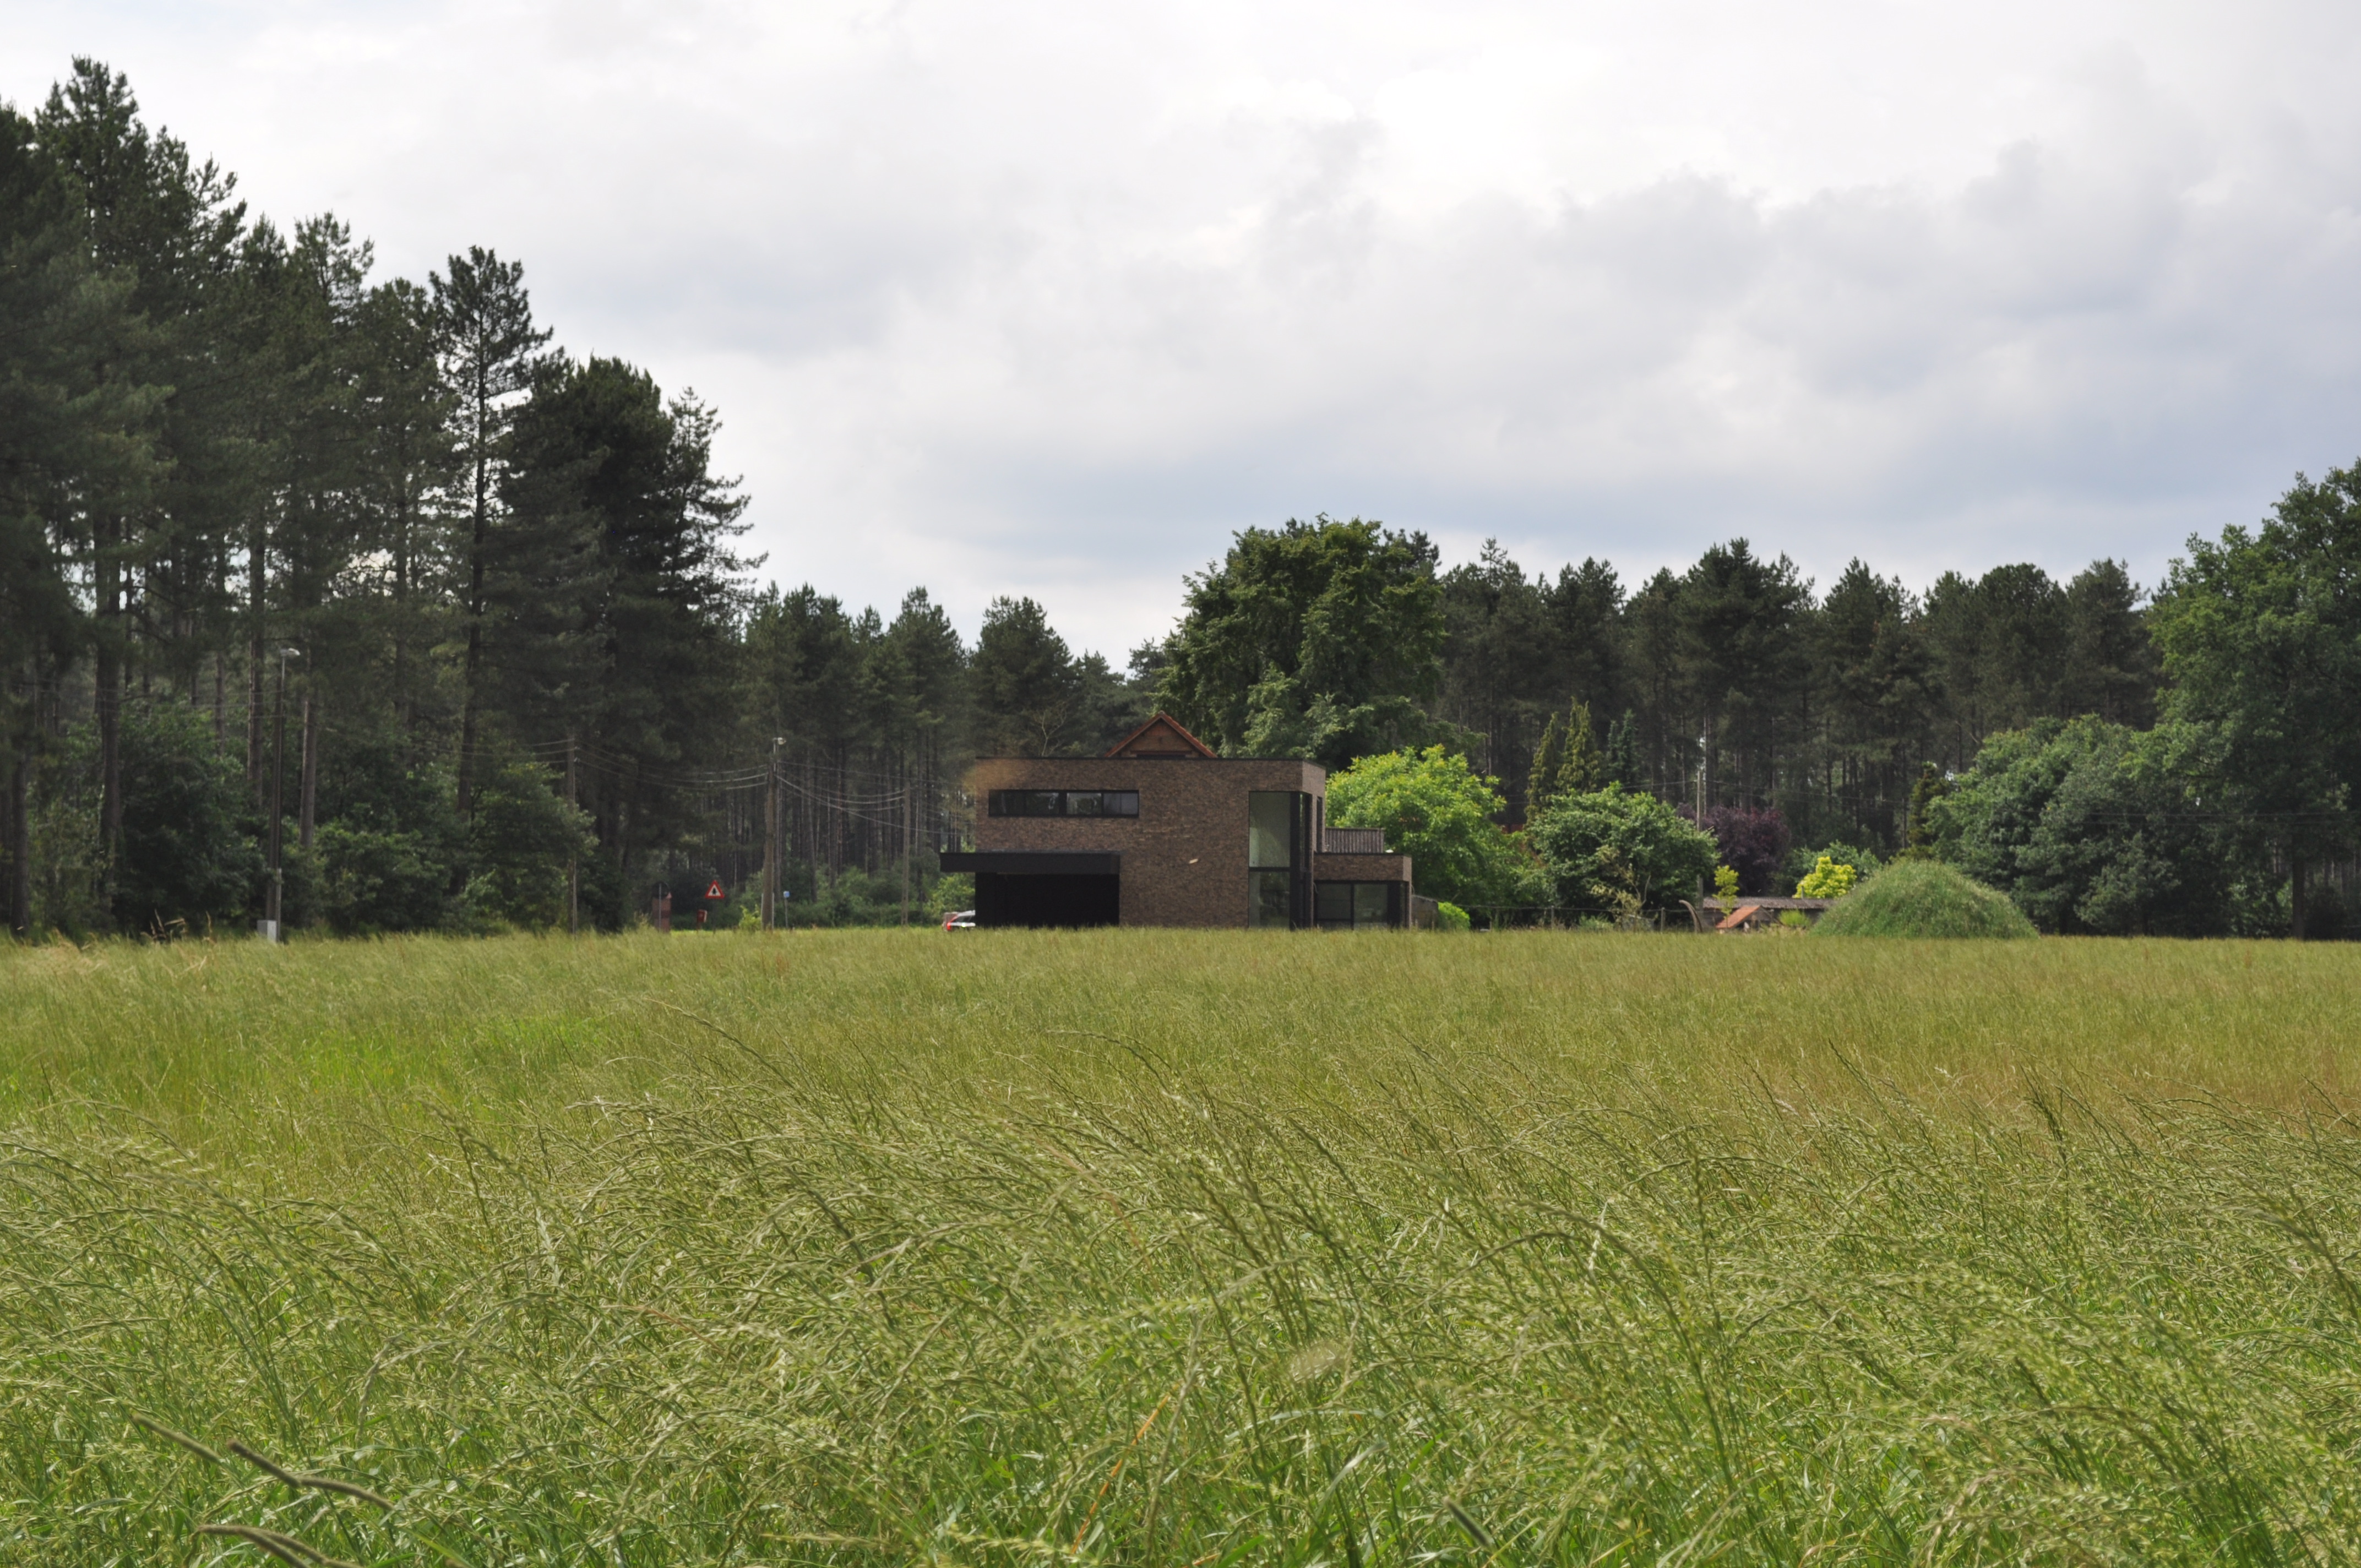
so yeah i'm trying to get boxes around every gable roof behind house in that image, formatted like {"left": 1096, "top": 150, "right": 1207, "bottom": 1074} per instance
{"left": 1106, "top": 711, "right": 1217, "bottom": 759}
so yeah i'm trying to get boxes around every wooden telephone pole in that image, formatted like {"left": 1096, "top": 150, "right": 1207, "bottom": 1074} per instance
{"left": 763, "top": 737, "right": 783, "bottom": 930}
{"left": 565, "top": 734, "right": 579, "bottom": 934}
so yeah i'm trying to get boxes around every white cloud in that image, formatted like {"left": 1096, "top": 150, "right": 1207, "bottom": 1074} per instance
{"left": 12, "top": 0, "right": 2361, "bottom": 649}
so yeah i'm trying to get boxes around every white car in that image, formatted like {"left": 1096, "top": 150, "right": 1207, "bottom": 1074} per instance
{"left": 941, "top": 908, "right": 977, "bottom": 930}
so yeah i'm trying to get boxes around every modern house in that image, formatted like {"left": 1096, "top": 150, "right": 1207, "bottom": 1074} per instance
{"left": 940, "top": 713, "right": 1424, "bottom": 929}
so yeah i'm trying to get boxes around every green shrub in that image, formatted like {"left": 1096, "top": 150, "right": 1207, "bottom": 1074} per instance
{"left": 1794, "top": 854, "right": 1858, "bottom": 899}
{"left": 1929, "top": 717, "right": 2262, "bottom": 936}
{"left": 1326, "top": 746, "right": 1532, "bottom": 907}
{"left": 1528, "top": 785, "right": 1718, "bottom": 917}
{"left": 1813, "top": 859, "right": 2038, "bottom": 939}
{"left": 463, "top": 755, "right": 594, "bottom": 930}
{"left": 318, "top": 823, "right": 450, "bottom": 934}
{"left": 1433, "top": 900, "right": 1471, "bottom": 931}
{"left": 1782, "top": 840, "right": 1881, "bottom": 892}
{"left": 31, "top": 700, "right": 267, "bottom": 935}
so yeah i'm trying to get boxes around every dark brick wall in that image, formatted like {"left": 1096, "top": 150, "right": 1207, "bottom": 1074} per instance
{"left": 1312, "top": 852, "right": 1413, "bottom": 885}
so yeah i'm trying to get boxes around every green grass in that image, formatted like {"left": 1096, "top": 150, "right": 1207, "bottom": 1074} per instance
{"left": 3, "top": 928, "right": 2359, "bottom": 1565}
{"left": 1813, "top": 859, "right": 2041, "bottom": 939}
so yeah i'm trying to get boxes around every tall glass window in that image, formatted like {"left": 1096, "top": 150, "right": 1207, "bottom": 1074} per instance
{"left": 1248, "top": 791, "right": 1299, "bottom": 929}
{"left": 1247, "top": 793, "right": 1295, "bottom": 868}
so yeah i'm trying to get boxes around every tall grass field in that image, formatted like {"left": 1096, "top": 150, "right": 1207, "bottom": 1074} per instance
{"left": 3, "top": 929, "right": 2359, "bottom": 1566}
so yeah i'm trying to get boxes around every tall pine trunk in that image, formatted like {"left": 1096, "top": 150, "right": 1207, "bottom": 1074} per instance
{"left": 455, "top": 424, "right": 488, "bottom": 821}
{"left": 246, "top": 518, "right": 266, "bottom": 800}
{"left": 6, "top": 720, "right": 29, "bottom": 938}
{"left": 392, "top": 489, "right": 411, "bottom": 728}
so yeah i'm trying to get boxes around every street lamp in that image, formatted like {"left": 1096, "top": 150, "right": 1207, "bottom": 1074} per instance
{"left": 263, "top": 646, "right": 301, "bottom": 943}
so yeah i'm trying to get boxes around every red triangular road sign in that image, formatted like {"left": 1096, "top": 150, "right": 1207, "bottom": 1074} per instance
{"left": 704, "top": 879, "right": 725, "bottom": 901}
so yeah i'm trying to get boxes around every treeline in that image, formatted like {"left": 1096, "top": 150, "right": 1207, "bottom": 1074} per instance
{"left": 1152, "top": 510, "right": 2358, "bottom": 938}
{"left": 6, "top": 61, "right": 2352, "bottom": 940}
{"left": 1435, "top": 542, "right": 2156, "bottom": 841}
{"left": 0, "top": 60, "right": 1164, "bottom": 936}
{"left": 1146, "top": 518, "right": 2155, "bottom": 837}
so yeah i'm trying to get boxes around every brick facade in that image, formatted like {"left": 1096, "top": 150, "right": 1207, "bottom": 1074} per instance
{"left": 967, "top": 755, "right": 1330, "bottom": 927}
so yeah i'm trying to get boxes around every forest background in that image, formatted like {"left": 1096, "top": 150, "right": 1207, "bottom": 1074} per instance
{"left": 6, "top": 61, "right": 2356, "bottom": 942}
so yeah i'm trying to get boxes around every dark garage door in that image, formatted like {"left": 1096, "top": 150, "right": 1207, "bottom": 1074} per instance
{"left": 976, "top": 872, "right": 1120, "bottom": 928}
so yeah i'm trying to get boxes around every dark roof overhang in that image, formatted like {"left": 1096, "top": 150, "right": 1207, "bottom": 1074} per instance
{"left": 940, "top": 851, "right": 1123, "bottom": 876}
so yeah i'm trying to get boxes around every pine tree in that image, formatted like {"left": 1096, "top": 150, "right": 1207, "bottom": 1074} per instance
{"left": 972, "top": 597, "right": 1080, "bottom": 756}
{"left": 1904, "top": 761, "right": 1949, "bottom": 853}
{"left": 1602, "top": 710, "right": 1639, "bottom": 788}
{"left": 1526, "top": 712, "right": 1566, "bottom": 820}
{"left": 1556, "top": 699, "right": 1603, "bottom": 795}
{"left": 431, "top": 247, "right": 550, "bottom": 820}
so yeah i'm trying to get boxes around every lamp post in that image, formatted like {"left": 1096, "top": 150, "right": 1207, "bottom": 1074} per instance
{"left": 264, "top": 646, "right": 300, "bottom": 941}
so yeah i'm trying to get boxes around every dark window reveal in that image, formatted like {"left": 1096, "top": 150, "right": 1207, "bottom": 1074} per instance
{"left": 988, "top": 790, "right": 1140, "bottom": 819}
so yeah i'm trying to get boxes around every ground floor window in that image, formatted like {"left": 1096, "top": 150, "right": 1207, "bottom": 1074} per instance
{"left": 1249, "top": 869, "right": 1293, "bottom": 929}
{"left": 1315, "top": 880, "right": 1404, "bottom": 930}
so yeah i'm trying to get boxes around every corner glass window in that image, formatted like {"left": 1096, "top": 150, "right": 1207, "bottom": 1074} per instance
{"left": 1247, "top": 792, "right": 1296, "bottom": 868}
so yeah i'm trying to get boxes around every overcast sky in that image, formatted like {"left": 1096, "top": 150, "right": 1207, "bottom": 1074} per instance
{"left": 11, "top": 1, "right": 2361, "bottom": 656}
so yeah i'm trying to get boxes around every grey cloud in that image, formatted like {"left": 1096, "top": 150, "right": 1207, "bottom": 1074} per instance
{"left": 13, "top": 0, "right": 2361, "bottom": 655}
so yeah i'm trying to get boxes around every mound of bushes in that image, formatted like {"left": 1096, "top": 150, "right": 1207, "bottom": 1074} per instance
{"left": 1813, "top": 859, "right": 2037, "bottom": 939}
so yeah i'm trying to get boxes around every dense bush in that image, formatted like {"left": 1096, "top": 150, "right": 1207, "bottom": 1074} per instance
{"left": 39, "top": 701, "right": 266, "bottom": 936}
{"left": 1325, "top": 745, "right": 1532, "bottom": 909}
{"left": 312, "top": 720, "right": 463, "bottom": 934}
{"left": 318, "top": 823, "right": 451, "bottom": 934}
{"left": 1781, "top": 840, "right": 1881, "bottom": 892}
{"left": 1930, "top": 717, "right": 2272, "bottom": 936}
{"left": 1528, "top": 785, "right": 1718, "bottom": 916}
{"left": 462, "top": 753, "right": 594, "bottom": 930}
{"left": 1813, "top": 859, "right": 2038, "bottom": 939}
{"left": 1701, "top": 804, "right": 1791, "bottom": 895}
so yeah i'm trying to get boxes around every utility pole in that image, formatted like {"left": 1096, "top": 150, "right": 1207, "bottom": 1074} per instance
{"left": 900, "top": 776, "right": 912, "bottom": 926}
{"left": 297, "top": 692, "right": 318, "bottom": 853}
{"left": 764, "top": 737, "right": 783, "bottom": 931}
{"left": 565, "top": 733, "right": 579, "bottom": 934}
{"left": 264, "top": 647, "right": 298, "bottom": 941}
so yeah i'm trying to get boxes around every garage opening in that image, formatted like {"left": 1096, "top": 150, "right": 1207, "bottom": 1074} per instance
{"left": 975, "top": 872, "right": 1120, "bottom": 928}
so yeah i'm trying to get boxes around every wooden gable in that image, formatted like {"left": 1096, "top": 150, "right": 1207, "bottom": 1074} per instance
{"left": 1105, "top": 711, "right": 1217, "bottom": 759}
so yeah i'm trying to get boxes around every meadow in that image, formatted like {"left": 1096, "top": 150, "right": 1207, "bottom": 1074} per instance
{"left": 3, "top": 928, "right": 2359, "bottom": 1566}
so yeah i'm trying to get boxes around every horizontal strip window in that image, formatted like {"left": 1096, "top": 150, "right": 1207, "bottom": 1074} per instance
{"left": 987, "top": 790, "right": 1140, "bottom": 819}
